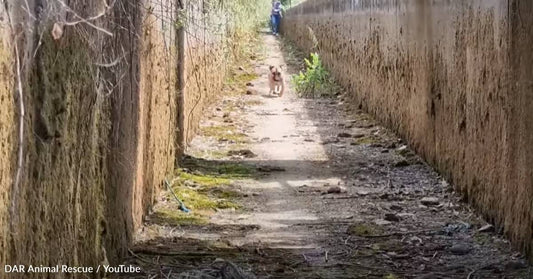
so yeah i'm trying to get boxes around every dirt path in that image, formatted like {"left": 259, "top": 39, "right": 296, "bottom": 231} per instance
{"left": 119, "top": 33, "right": 531, "bottom": 279}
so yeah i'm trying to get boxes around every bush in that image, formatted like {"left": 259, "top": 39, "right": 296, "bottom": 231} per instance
{"left": 292, "top": 52, "right": 339, "bottom": 98}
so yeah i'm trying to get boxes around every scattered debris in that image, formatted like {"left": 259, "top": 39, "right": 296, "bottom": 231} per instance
{"left": 393, "top": 159, "right": 410, "bottom": 167}
{"left": 256, "top": 165, "right": 286, "bottom": 172}
{"left": 325, "top": 186, "right": 343, "bottom": 194}
{"left": 384, "top": 213, "right": 400, "bottom": 222}
{"left": 228, "top": 149, "right": 257, "bottom": 158}
{"left": 356, "top": 190, "right": 370, "bottom": 196}
{"left": 440, "top": 222, "right": 472, "bottom": 235}
{"left": 505, "top": 260, "right": 527, "bottom": 270}
{"left": 420, "top": 197, "right": 440, "bottom": 206}
{"left": 347, "top": 223, "right": 383, "bottom": 237}
{"left": 478, "top": 224, "right": 494, "bottom": 233}
{"left": 374, "top": 219, "right": 392, "bottom": 226}
{"left": 322, "top": 138, "right": 340, "bottom": 144}
{"left": 177, "top": 259, "right": 257, "bottom": 279}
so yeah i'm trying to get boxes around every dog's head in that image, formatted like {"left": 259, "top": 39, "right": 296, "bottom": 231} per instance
{"left": 269, "top": 65, "right": 283, "bottom": 81}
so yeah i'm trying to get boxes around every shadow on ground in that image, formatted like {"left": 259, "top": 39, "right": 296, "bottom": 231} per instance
{"left": 115, "top": 33, "right": 531, "bottom": 279}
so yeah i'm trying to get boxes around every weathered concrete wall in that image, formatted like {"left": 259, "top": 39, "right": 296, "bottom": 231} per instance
{"left": 0, "top": 0, "right": 179, "bottom": 277}
{"left": 180, "top": 1, "right": 227, "bottom": 146}
{"left": 0, "top": 0, "right": 255, "bottom": 277}
{"left": 0, "top": 4, "right": 14, "bottom": 270}
{"left": 282, "top": 0, "right": 533, "bottom": 257}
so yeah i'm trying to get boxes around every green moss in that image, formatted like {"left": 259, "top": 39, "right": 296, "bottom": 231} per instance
{"left": 210, "top": 188, "right": 242, "bottom": 199}
{"left": 190, "top": 149, "right": 229, "bottom": 159}
{"left": 201, "top": 125, "right": 250, "bottom": 144}
{"left": 245, "top": 100, "right": 263, "bottom": 106}
{"left": 225, "top": 68, "right": 259, "bottom": 96}
{"left": 235, "top": 72, "right": 258, "bottom": 84}
{"left": 181, "top": 157, "right": 257, "bottom": 179}
{"left": 371, "top": 240, "right": 403, "bottom": 252}
{"left": 352, "top": 136, "right": 379, "bottom": 146}
{"left": 169, "top": 186, "right": 239, "bottom": 210}
{"left": 177, "top": 170, "right": 231, "bottom": 187}
{"left": 473, "top": 233, "right": 491, "bottom": 245}
{"left": 347, "top": 223, "right": 383, "bottom": 237}
{"left": 152, "top": 209, "right": 207, "bottom": 225}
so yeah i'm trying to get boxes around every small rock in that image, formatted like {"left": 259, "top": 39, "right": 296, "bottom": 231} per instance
{"left": 449, "top": 244, "right": 471, "bottom": 255}
{"left": 246, "top": 90, "right": 253, "bottom": 95}
{"left": 322, "top": 138, "right": 340, "bottom": 144}
{"left": 390, "top": 205, "right": 403, "bottom": 211}
{"left": 421, "top": 197, "right": 440, "bottom": 206}
{"left": 478, "top": 224, "right": 494, "bottom": 233}
{"left": 257, "top": 165, "right": 285, "bottom": 172}
{"left": 246, "top": 82, "right": 254, "bottom": 87}
{"left": 374, "top": 219, "right": 392, "bottom": 226}
{"left": 397, "top": 145, "right": 408, "bottom": 151}
{"left": 356, "top": 190, "right": 370, "bottom": 196}
{"left": 337, "top": 132, "right": 352, "bottom": 138}
{"left": 223, "top": 112, "right": 230, "bottom": 118}
{"left": 216, "top": 107, "right": 222, "bottom": 111}
{"left": 228, "top": 149, "right": 257, "bottom": 158}
{"left": 505, "top": 260, "right": 527, "bottom": 270}
{"left": 379, "top": 193, "right": 390, "bottom": 200}
{"left": 304, "top": 138, "right": 314, "bottom": 142}
{"left": 398, "top": 213, "right": 415, "bottom": 219}
{"left": 326, "top": 186, "right": 343, "bottom": 194}
{"left": 352, "top": 133, "right": 365, "bottom": 138}
{"left": 386, "top": 142, "right": 397, "bottom": 149}
{"left": 394, "top": 160, "right": 410, "bottom": 167}
{"left": 384, "top": 213, "right": 400, "bottom": 222}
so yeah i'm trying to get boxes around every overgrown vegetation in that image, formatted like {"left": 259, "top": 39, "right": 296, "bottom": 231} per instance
{"left": 292, "top": 53, "right": 341, "bottom": 98}
{"left": 151, "top": 157, "right": 258, "bottom": 225}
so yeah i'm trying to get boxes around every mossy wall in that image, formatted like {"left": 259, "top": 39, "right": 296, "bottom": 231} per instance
{"left": 180, "top": 1, "right": 227, "bottom": 145}
{"left": 0, "top": 17, "right": 14, "bottom": 272}
{"left": 0, "top": 0, "right": 178, "bottom": 277}
{"left": 282, "top": 0, "right": 533, "bottom": 259}
{"left": 0, "top": 0, "right": 263, "bottom": 277}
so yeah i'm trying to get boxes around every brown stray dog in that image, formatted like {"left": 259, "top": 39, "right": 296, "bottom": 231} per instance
{"left": 268, "top": 65, "right": 284, "bottom": 97}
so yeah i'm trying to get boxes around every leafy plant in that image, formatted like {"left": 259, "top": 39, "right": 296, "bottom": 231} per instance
{"left": 292, "top": 52, "right": 339, "bottom": 98}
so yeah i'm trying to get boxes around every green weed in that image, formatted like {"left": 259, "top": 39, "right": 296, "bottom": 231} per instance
{"left": 292, "top": 53, "right": 340, "bottom": 98}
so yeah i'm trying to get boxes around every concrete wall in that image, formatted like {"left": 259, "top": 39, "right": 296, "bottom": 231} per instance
{"left": 0, "top": 0, "right": 232, "bottom": 278}
{"left": 180, "top": 1, "right": 228, "bottom": 146}
{"left": 0, "top": 1, "right": 179, "bottom": 276}
{"left": 282, "top": 0, "right": 533, "bottom": 257}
